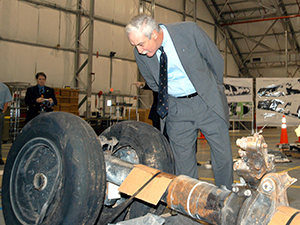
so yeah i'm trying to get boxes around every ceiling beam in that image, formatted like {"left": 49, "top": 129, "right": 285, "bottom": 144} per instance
{"left": 277, "top": 0, "right": 300, "bottom": 53}
{"left": 233, "top": 30, "right": 300, "bottom": 40}
{"left": 202, "top": 0, "right": 252, "bottom": 77}
{"left": 220, "top": 3, "right": 297, "bottom": 16}
{"left": 220, "top": 14, "right": 300, "bottom": 26}
{"left": 226, "top": 26, "right": 277, "bottom": 53}
{"left": 242, "top": 20, "right": 278, "bottom": 64}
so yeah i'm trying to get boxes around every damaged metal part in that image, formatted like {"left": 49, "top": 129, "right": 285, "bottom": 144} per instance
{"left": 165, "top": 175, "right": 237, "bottom": 224}
{"left": 103, "top": 132, "right": 299, "bottom": 225}
{"left": 234, "top": 133, "right": 276, "bottom": 188}
{"left": 100, "top": 135, "right": 139, "bottom": 207}
{"left": 164, "top": 171, "right": 297, "bottom": 225}
{"left": 105, "top": 154, "right": 134, "bottom": 185}
{"left": 98, "top": 135, "right": 119, "bottom": 152}
{"left": 237, "top": 172, "right": 297, "bottom": 225}
{"left": 99, "top": 135, "right": 139, "bottom": 164}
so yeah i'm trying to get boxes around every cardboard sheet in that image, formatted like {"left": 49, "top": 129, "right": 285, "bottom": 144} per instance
{"left": 118, "top": 164, "right": 175, "bottom": 205}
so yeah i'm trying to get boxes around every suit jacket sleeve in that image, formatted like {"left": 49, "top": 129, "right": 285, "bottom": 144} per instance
{"left": 25, "top": 86, "right": 38, "bottom": 106}
{"left": 134, "top": 48, "right": 159, "bottom": 92}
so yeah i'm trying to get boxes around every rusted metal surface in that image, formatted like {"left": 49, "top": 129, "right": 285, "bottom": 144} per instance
{"left": 165, "top": 175, "right": 243, "bottom": 224}
{"left": 163, "top": 172, "right": 297, "bottom": 225}
{"left": 234, "top": 133, "right": 275, "bottom": 188}
{"left": 166, "top": 176, "right": 224, "bottom": 224}
{"left": 105, "top": 155, "right": 299, "bottom": 224}
{"left": 237, "top": 172, "right": 296, "bottom": 225}
{"left": 104, "top": 132, "right": 299, "bottom": 225}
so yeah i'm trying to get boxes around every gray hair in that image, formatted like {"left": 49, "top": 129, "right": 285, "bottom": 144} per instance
{"left": 125, "top": 14, "right": 160, "bottom": 39}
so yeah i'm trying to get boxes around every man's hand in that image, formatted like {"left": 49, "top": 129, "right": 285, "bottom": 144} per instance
{"left": 48, "top": 98, "right": 54, "bottom": 104}
{"left": 133, "top": 82, "right": 145, "bottom": 89}
{"left": 36, "top": 97, "right": 45, "bottom": 103}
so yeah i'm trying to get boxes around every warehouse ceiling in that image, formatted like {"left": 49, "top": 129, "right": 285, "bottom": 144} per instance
{"left": 202, "top": 0, "right": 300, "bottom": 78}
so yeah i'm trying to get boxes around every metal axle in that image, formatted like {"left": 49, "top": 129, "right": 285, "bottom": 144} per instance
{"left": 105, "top": 154, "right": 300, "bottom": 224}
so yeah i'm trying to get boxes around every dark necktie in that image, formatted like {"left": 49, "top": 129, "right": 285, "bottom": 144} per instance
{"left": 40, "top": 88, "right": 44, "bottom": 96}
{"left": 157, "top": 46, "right": 168, "bottom": 118}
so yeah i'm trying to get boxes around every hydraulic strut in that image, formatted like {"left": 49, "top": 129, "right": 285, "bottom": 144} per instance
{"left": 103, "top": 133, "right": 300, "bottom": 225}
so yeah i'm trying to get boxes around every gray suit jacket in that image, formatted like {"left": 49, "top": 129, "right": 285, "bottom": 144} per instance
{"left": 134, "top": 22, "right": 229, "bottom": 124}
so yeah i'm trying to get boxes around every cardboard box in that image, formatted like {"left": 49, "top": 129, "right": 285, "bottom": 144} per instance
{"left": 53, "top": 105, "right": 60, "bottom": 111}
{"left": 60, "top": 105, "right": 70, "bottom": 112}
{"left": 61, "top": 96, "right": 71, "bottom": 104}
{"left": 118, "top": 164, "right": 175, "bottom": 205}
{"left": 70, "top": 110, "right": 79, "bottom": 116}
{"left": 53, "top": 88, "right": 61, "bottom": 96}
{"left": 70, "top": 97, "right": 78, "bottom": 104}
{"left": 125, "top": 109, "right": 152, "bottom": 125}
{"left": 70, "top": 105, "right": 78, "bottom": 111}
{"left": 56, "top": 96, "right": 61, "bottom": 104}
{"left": 139, "top": 109, "right": 152, "bottom": 124}
{"left": 70, "top": 89, "right": 79, "bottom": 97}
{"left": 60, "top": 89, "right": 71, "bottom": 96}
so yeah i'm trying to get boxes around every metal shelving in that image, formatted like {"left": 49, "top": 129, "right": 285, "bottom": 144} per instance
{"left": 5, "top": 82, "right": 30, "bottom": 140}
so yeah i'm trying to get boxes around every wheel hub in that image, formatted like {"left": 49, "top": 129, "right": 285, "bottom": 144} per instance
{"left": 10, "top": 137, "right": 62, "bottom": 224}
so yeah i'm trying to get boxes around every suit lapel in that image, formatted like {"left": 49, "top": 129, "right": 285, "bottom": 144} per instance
{"left": 147, "top": 56, "right": 160, "bottom": 84}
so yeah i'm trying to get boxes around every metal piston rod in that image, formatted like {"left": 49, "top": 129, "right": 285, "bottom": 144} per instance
{"left": 103, "top": 133, "right": 300, "bottom": 225}
{"left": 105, "top": 154, "right": 300, "bottom": 225}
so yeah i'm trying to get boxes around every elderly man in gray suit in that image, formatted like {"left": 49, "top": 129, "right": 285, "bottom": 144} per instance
{"left": 126, "top": 14, "right": 233, "bottom": 190}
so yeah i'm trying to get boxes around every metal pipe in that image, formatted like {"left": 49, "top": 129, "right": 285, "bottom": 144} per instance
{"left": 103, "top": 154, "right": 300, "bottom": 225}
{"left": 104, "top": 154, "right": 134, "bottom": 185}
{"left": 165, "top": 175, "right": 244, "bottom": 224}
{"left": 74, "top": 0, "right": 82, "bottom": 89}
{"left": 221, "top": 14, "right": 300, "bottom": 26}
{"left": 285, "top": 30, "right": 288, "bottom": 77}
{"left": 225, "top": 34, "right": 227, "bottom": 77}
{"left": 85, "top": 0, "right": 95, "bottom": 119}
{"left": 109, "top": 52, "right": 116, "bottom": 90}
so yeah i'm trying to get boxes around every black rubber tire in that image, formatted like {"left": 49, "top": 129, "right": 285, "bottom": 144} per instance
{"left": 2, "top": 112, "right": 106, "bottom": 225}
{"left": 98, "top": 120, "right": 174, "bottom": 224}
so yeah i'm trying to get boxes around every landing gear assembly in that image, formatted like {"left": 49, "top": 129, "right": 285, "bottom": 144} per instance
{"left": 2, "top": 112, "right": 300, "bottom": 224}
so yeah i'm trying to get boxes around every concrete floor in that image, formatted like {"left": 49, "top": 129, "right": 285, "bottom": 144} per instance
{"left": 0, "top": 126, "right": 300, "bottom": 224}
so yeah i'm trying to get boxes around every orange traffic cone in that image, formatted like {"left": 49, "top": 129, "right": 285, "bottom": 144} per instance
{"left": 296, "top": 136, "right": 300, "bottom": 143}
{"left": 198, "top": 132, "right": 205, "bottom": 139}
{"left": 277, "top": 115, "right": 289, "bottom": 145}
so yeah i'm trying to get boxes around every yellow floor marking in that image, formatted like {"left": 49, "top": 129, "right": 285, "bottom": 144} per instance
{"left": 281, "top": 165, "right": 300, "bottom": 173}
{"left": 198, "top": 177, "right": 214, "bottom": 181}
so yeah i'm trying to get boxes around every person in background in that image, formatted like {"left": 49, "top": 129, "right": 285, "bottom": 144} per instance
{"left": 0, "top": 82, "right": 12, "bottom": 165}
{"left": 126, "top": 14, "right": 233, "bottom": 190}
{"left": 25, "top": 72, "right": 57, "bottom": 123}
